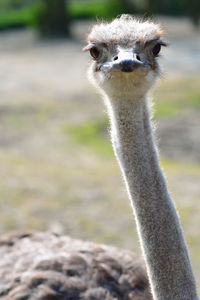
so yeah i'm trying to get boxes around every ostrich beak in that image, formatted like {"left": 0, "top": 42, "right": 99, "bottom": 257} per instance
{"left": 112, "top": 50, "right": 144, "bottom": 72}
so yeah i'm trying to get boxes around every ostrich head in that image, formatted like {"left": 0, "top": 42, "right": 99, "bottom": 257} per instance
{"left": 84, "top": 15, "right": 167, "bottom": 98}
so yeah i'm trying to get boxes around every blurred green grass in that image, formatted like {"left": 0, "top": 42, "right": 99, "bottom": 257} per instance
{"left": 154, "top": 76, "right": 200, "bottom": 118}
{"left": 68, "top": 0, "right": 123, "bottom": 20}
{"left": 0, "top": 5, "right": 36, "bottom": 29}
{"left": 0, "top": 0, "right": 123, "bottom": 30}
{"left": 63, "top": 118, "right": 112, "bottom": 157}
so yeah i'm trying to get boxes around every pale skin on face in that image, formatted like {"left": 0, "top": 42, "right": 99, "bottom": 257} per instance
{"left": 84, "top": 34, "right": 166, "bottom": 99}
{"left": 84, "top": 15, "right": 167, "bottom": 98}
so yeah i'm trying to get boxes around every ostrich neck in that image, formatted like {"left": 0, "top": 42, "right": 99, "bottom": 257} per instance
{"left": 104, "top": 95, "right": 198, "bottom": 300}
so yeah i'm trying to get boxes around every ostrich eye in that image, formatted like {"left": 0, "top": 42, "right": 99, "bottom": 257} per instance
{"left": 90, "top": 47, "right": 100, "bottom": 59}
{"left": 152, "top": 43, "right": 161, "bottom": 57}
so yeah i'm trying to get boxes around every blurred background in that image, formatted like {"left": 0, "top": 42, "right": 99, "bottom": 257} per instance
{"left": 0, "top": 0, "right": 200, "bottom": 289}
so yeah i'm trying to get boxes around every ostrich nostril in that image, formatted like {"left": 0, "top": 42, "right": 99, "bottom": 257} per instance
{"left": 113, "top": 56, "right": 118, "bottom": 61}
{"left": 136, "top": 54, "right": 141, "bottom": 61}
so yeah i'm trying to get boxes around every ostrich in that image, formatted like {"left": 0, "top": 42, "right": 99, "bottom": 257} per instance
{"left": 83, "top": 14, "right": 198, "bottom": 299}
{"left": 0, "top": 15, "right": 198, "bottom": 300}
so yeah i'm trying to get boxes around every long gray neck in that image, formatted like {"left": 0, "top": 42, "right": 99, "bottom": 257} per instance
{"left": 104, "top": 95, "right": 198, "bottom": 300}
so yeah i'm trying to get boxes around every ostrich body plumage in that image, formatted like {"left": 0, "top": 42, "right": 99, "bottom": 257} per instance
{"left": 0, "top": 232, "right": 151, "bottom": 300}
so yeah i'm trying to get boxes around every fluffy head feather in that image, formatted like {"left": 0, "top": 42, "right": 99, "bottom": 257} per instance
{"left": 86, "top": 15, "right": 165, "bottom": 48}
